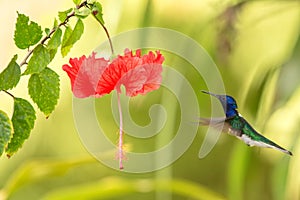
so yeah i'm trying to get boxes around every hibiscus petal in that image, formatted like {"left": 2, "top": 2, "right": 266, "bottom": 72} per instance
{"left": 131, "top": 63, "right": 163, "bottom": 96}
{"left": 115, "top": 66, "right": 147, "bottom": 96}
{"left": 96, "top": 49, "right": 164, "bottom": 97}
{"left": 63, "top": 52, "right": 109, "bottom": 98}
{"left": 62, "top": 56, "right": 86, "bottom": 90}
{"left": 96, "top": 52, "right": 143, "bottom": 95}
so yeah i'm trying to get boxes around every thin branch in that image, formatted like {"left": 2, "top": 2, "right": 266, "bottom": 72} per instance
{"left": 3, "top": 90, "right": 15, "bottom": 99}
{"left": 19, "top": 49, "right": 33, "bottom": 66}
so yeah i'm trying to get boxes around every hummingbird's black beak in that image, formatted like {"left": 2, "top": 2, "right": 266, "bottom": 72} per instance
{"left": 201, "top": 90, "right": 219, "bottom": 98}
{"left": 201, "top": 90, "right": 228, "bottom": 112}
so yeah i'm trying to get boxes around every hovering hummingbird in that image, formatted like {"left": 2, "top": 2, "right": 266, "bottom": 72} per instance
{"left": 200, "top": 90, "right": 292, "bottom": 156}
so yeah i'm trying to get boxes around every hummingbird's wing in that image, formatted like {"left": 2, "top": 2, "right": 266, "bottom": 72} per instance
{"left": 199, "top": 117, "right": 236, "bottom": 134}
{"left": 198, "top": 117, "right": 226, "bottom": 126}
{"left": 238, "top": 118, "right": 293, "bottom": 156}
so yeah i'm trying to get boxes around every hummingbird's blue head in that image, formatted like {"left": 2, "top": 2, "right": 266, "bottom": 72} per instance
{"left": 202, "top": 90, "right": 238, "bottom": 118}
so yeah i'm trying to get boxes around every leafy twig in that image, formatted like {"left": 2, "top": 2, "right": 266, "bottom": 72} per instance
{"left": 88, "top": 2, "right": 114, "bottom": 55}
{"left": 19, "top": 0, "right": 88, "bottom": 67}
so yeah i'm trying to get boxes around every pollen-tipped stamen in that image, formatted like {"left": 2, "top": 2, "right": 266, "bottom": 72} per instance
{"left": 117, "top": 92, "right": 124, "bottom": 169}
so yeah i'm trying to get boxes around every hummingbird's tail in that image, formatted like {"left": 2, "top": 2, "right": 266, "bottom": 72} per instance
{"left": 260, "top": 138, "right": 293, "bottom": 156}
{"left": 239, "top": 130, "right": 293, "bottom": 156}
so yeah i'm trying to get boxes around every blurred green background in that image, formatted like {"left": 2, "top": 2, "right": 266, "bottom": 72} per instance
{"left": 0, "top": 0, "right": 300, "bottom": 199}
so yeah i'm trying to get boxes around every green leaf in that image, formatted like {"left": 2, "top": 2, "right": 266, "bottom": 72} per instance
{"left": 61, "top": 26, "right": 72, "bottom": 57}
{"left": 14, "top": 12, "right": 43, "bottom": 49}
{"left": 47, "top": 28, "right": 62, "bottom": 61}
{"left": 45, "top": 28, "right": 50, "bottom": 35}
{"left": 47, "top": 28, "right": 62, "bottom": 49}
{"left": 28, "top": 67, "right": 60, "bottom": 117}
{"left": 24, "top": 44, "right": 50, "bottom": 75}
{"left": 53, "top": 18, "right": 58, "bottom": 28}
{"left": 49, "top": 49, "right": 58, "bottom": 62}
{"left": 75, "top": 7, "right": 91, "bottom": 19}
{"left": 6, "top": 98, "right": 36, "bottom": 157}
{"left": 49, "top": 49, "right": 57, "bottom": 61}
{"left": 58, "top": 8, "right": 73, "bottom": 22}
{"left": 0, "top": 111, "right": 13, "bottom": 156}
{"left": 0, "top": 55, "right": 21, "bottom": 90}
{"left": 73, "top": 0, "right": 81, "bottom": 5}
{"left": 91, "top": 2, "right": 104, "bottom": 24}
{"left": 61, "top": 19, "right": 84, "bottom": 57}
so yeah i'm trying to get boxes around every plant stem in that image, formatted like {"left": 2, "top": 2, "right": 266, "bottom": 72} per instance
{"left": 99, "top": 22, "right": 114, "bottom": 55}
{"left": 117, "top": 92, "right": 124, "bottom": 169}
{"left": 91, "top": 15, "right": 114, "bottom": 55}
{"left": 3, "top": 90, "right": 15, "bottom": 99}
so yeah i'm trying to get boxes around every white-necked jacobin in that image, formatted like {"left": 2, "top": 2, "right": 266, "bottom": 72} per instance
{"left": 200, "top": 90, "right": 292, "bottom": 156}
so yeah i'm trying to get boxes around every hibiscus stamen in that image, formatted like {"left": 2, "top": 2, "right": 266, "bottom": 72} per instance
{"left": 117, "top": 91, "right": 124, "bottom": 169}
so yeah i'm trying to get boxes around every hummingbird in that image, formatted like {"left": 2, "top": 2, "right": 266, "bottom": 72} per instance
{"left": 200, "top": 90, "right": 292, "bottom": 156}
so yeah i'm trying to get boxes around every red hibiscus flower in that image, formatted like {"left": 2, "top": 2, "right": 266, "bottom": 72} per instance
{"left": 63, "top": 49, "right": 164, "bottom": 169}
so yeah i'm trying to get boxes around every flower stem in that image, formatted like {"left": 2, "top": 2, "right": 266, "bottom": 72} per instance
{"left": 92, "top": 16, "right": 114, "bottom": 55}
{"left": 117, "top": 92, "right": 124, "bottom": 169}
